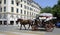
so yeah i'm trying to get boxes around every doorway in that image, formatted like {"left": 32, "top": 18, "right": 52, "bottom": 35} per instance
{"left": 0, "top": 21, "right": 2, "bottom": 25}
{"left": 4, "top": 21, "right": 7, "bottom": 25}
{"left": 10, "top": 21, "right": 14, "bottom": 25}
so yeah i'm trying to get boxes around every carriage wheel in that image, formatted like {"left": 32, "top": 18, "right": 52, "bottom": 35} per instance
{"left": 45, "top": 24, "right": 54, "bottom": 32}
{"left": 46, "top": 28, "right": 54, "bottom": 32}
{"left": 32, "top": 25, "right": 38, "bottom": 31}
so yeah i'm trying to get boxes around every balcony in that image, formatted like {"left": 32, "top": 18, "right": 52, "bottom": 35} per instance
{"left": 28, "top": 0, "right": 33, "bottom": 3}
{"left": 15, "top": 0, "right": 20, "bottom": 3}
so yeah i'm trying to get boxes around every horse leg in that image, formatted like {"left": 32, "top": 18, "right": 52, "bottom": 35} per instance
{"left": 28, "top": 24, "right": 30, "bottom": 30}
{"left": 20, "top": 24, "right": 22, "bottom": 30}
{"left": 24, "top": 25, "right": 26, "bottom": 30}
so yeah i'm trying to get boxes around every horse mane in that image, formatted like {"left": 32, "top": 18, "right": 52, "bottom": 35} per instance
{"left": 17, "top": 19, "right": 23, "bottom": 22}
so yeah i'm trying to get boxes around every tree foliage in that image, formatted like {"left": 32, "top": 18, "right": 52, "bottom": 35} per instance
{"left": 52, "top": 0, "right": 60, "bottom": 19}
{"left": 41, "top": 7, "right": 52, "bottom": 13}
{"left": 41, "top": 0, "right": 60, "bottom": 20}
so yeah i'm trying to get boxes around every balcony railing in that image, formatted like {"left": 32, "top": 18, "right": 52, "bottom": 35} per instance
{"left": 15, "top": 0, "right": 20, "bottom": 3}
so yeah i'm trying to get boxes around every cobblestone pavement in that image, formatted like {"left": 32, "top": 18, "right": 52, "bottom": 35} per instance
{"left": 0, "top": 25, "right": 60, "bottom": 35}
{"left": 45, "top": 28, "right": 60, "bottom": 35}
{"left": 0, "top": 31, "right": 45, "bottom": 35}
{"left": 0, "top": 25, "right": 45, "bottom": 35}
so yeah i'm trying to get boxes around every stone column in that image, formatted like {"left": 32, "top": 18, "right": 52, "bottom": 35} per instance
{"left": 7, "top": 20, "right": 10, "bottom": 26}
{"left": 7, "top": 16, "right": 10, "bottom": 26}
{"left": 13, "top": 21, "right": 17, "bottom": 26}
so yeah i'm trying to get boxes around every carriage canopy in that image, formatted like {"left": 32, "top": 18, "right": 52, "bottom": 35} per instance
{"left": 39, "top": 13, "right": 53, "bottom": 19}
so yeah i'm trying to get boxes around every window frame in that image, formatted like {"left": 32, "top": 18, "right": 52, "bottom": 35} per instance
{"left": 11, "top": 7, "right": 14, "bottom": 12}
{"left": 4, "top": 0, "right": 6, "bottom": 4}
{"left": 4, "top": 6, "right": 6, "bottom": 12}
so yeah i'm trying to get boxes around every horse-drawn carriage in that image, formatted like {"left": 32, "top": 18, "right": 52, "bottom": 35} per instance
{"left": 17, "top": 13, "right": 56, "bottom": 32}
{"left": 31, "top": 13, "right": 56, "bottom": 32}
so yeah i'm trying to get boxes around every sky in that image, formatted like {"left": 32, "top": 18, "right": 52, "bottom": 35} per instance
{"left": 33, "top": 0, "right": 58, "bottom": 8}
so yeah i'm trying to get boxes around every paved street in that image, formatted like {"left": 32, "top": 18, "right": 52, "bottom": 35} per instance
{"left": 0, "top": 25, "right": 45, "bottom": 35}
{"left": 45, "top": 28, "right": 60, "bottom": 35}
{"left": 0, "top": 25, "right": 60, "bottom": 35}
{"left": 0, "top": 31, "right": 45, "bottom": 35}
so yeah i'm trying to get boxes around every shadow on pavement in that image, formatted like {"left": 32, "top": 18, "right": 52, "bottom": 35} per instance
{"left": 18, "top": 28, "right": 46, "bottom": 32}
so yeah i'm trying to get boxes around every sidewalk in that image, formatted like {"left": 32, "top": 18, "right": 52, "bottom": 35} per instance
{"left": 0, "top": 25, "right": 45, "bottom": 35}
{"left": 0, "top": 31, "right": 45, "bottom": 35}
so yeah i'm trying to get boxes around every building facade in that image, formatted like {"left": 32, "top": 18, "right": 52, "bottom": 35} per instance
{"left": 0, "top": 0, "right": 41, "bottom": 25}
